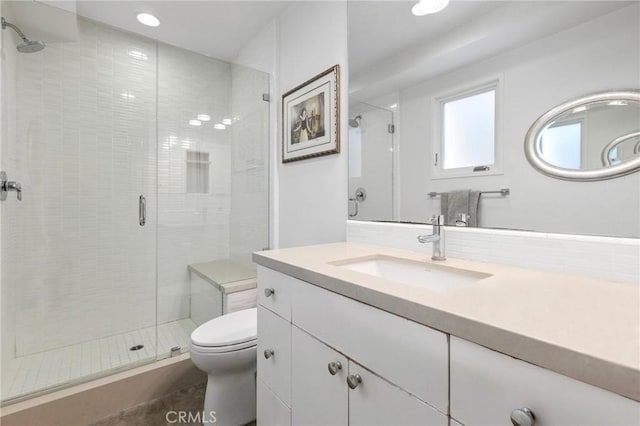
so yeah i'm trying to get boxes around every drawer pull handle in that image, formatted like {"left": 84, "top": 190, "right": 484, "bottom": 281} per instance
{"left": 263, "top": 349, "right": 275, "bottom": 359}
{"left": 264, "top": 288, "right": 275, "bottom": 297}
{"left": 347, "top": 374, "right": 362, "bottom": 389}
{"left": 510, "top": 407, "right": 535, "bottom": 426}
{"left": 327, "top": 361, "right": 342, "bottom": 375}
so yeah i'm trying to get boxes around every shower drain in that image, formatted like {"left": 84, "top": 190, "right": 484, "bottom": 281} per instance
{"left": 129, "top": 344, "right": 144, "bottom": 351}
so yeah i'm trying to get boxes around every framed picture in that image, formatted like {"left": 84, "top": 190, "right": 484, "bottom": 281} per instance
{"left": 282, "top": 65, "right": 340, "bottom": 163}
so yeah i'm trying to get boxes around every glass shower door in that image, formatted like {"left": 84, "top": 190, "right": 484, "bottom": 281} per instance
{"left": 156, "top": 45, "right": 270, "bottom": 357}
{"left": 0, "top": 19, "right": 158, "bottom": 402}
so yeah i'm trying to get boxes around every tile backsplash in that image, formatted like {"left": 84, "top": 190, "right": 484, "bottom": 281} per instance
{"left": 347, "top": 221, "right": 639, "bottom": 284}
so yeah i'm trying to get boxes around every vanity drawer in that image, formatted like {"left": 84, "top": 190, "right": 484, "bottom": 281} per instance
{"left": 292, "top": 279, "right": 449, "bottom": 413}
{"left": 257, "top": 266, "right": 292, "bottom": 320}
{"left": 257, "top": 305, "right": 291, "bottom": 407}
{"left": 450, "top": 336, "right": 640, "bottom": 426}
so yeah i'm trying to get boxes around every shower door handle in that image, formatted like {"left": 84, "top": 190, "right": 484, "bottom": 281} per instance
{"left": 1, "top": 171, "right": 22, "bottom": 201}
{"left": 348, "top": 198, "right": 358, "bottom": 217}
{"left": 139, "top": 195, "right": 146, "bottom": 226}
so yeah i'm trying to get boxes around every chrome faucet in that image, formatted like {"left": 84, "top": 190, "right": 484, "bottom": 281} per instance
{"left": 417, "top": 214, "right": 446, "bottom": 261}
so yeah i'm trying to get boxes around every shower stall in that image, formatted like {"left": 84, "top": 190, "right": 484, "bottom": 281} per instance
{"left": 0, "top": 17, "right": 269, "bottom": 403}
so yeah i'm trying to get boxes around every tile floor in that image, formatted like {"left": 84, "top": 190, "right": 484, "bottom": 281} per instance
{"left": 1, "top": 318, "right": 197, "bottom": 402}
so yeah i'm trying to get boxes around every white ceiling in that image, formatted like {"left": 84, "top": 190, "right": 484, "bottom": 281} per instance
{"left": 348, "top": 1, "right": 502, "bottom": 76}
{"left": 349, "top": 1, "right": 634, "bottom": 102}
{"left": 76, "top": 1, "right": 292, "bottom": 61}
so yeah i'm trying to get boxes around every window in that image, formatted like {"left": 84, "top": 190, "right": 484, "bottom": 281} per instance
{"left": 186, "top": 151, "right": 210, "bottom": 194}
{"left": 433, "top": 81, "right": 500, "bottom": 178}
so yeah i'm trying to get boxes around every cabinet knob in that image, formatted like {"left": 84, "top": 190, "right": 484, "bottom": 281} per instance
{"left": 510, "top": 407, "right": 535, "bottom": 426}
{"left": 264, "top": 288, "right": 275, "bottom": 297}
{"left": 263, "top": 349, "right": 274, "bottom": 359}
{"left": 347, "top": 374, "right": 362, "bottom": 389}
{"left": 327, "top": 361, "right": 342, "bottom": 375}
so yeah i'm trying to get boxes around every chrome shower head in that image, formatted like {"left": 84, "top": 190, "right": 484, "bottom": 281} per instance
{"left": 349, "top": 114, "right": 362, "bottom": 128}
{"left": 17, "top": 40, "right": 46, "bottom": 53}
{"left": 1, "top": 17, "right": 45, "bottom": 53}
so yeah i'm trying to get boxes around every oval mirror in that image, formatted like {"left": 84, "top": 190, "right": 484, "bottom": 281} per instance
{"left": 525, "top": 90, "right": 640, "bottom": 181}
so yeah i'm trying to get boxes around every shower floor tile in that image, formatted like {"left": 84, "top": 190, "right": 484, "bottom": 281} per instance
{"left": 1, "top": 318, "right": 197, "bottom": 402}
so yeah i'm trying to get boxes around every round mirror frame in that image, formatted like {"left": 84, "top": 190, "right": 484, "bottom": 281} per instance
{"left": 524, "top": 90, "right": 640, "bottom": 181}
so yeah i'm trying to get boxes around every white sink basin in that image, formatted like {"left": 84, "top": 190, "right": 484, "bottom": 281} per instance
{"left": 331, "top": 255, "right": 491, "bottom": 293}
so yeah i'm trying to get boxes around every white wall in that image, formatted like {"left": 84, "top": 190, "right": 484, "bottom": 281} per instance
{"left": 234, "top": 2, "right": 350, "bottom": 249}
{"left": 276, "top": 1, "right": 349, "bottom": 248}
{"left": 397, "top": 5, "right": 639, "bottom": 237}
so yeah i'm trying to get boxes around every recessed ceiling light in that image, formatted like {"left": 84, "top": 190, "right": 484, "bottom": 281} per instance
{"left": 189, "top": 119, "right": 202, "bottom": 126}
{"left": 137, "top": 13, "right": 160, "bottom": 27}
{"left": 121, "top": 92, "right": 135, "bottom": 99}
{"left": 197, "top": 114, "right": 211, "bottom": 121}
{"left": 412, "top": 0, "right": 450, "bottom": 16}
{"left": 222, "top": 118, "right": 232, "bottom": 125}
{"left": 214, "top": 124, "right": 226, "bottom": 130}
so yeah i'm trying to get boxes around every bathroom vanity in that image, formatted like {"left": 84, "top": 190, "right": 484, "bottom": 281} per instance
{"left": 254, "top": 243, "right": 639, "bottom": 426}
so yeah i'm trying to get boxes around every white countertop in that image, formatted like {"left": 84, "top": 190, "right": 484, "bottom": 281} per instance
{"left": 253, "top": 242, "right": 640, "bottom": 401}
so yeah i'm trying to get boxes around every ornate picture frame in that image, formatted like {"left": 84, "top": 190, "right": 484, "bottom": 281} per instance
{"left": 282, "top": 65, "right": 340, "bottom": 163}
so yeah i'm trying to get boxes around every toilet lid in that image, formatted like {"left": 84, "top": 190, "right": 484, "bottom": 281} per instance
{"left": 190, "top": 308, "right": 257, "bottom": 347}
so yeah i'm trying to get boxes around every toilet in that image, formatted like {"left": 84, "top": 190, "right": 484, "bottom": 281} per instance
{"left": 190, "top": 308, "right": 257, "bottom": 426}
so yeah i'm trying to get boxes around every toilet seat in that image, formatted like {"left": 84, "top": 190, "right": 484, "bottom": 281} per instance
{"left": 190, "top": 308, "right": 257, "bottom": 349}
{"left": 191, "top": 339, "right": 256, "bottom": 354}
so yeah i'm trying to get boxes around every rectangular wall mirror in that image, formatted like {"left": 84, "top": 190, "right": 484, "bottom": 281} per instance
{"left": 347, "top": 0, "right": 640, "bottom": 237}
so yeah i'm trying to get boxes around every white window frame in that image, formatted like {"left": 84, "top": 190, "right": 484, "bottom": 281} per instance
{"left": 431, "top": 77, "right": 503, "bottom": 179}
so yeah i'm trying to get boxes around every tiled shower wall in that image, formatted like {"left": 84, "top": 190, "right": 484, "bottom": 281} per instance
{"left": 3, "top": 20, "right": 157, "bottom": 357}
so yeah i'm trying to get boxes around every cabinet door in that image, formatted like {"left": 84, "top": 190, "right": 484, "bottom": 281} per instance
{"left": 257, "top": 306, "right": 291, "bottom": 406}
{"left": 257, "top": 379, "right": 291, "bottom": 426}
{"left": 291, "top": 326, "right": 348, "bottom": 426}
{"left": 348, "top": 361, "right": 448, "bottom": 426}
{"left": 451, "top": 336, "right": 640, "bottom": 426}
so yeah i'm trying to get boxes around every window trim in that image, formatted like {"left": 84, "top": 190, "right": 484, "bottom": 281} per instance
{"left": 431, "top": 77, "right": 503, "bottom": 180}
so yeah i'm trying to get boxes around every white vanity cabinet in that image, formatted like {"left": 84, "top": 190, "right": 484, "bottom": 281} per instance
{"left": 257, "top": 266, "right": 449, "bottom": 426}
{"left": 257, "top": 265, "right": 640, "bottom": 426}
{"left": 290, "top": 326, "right": 447, "bottom": 426}
{"left": 450, "top": 336, "right": 640, "bottom": 426}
